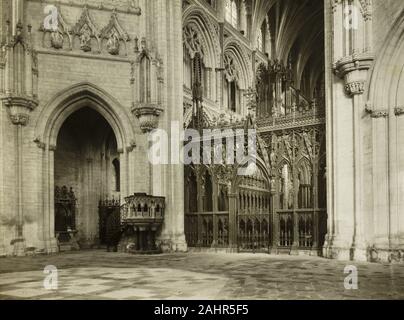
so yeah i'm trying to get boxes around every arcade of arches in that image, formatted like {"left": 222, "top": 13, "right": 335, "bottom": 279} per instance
{"left": 0, "top": 0, "right": 404, "bottom": 263}
{"left": 183, "top": 0, "right": 326, "bottom": 255}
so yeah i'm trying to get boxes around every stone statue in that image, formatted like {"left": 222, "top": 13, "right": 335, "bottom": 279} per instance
{"left": 80, "top": 24, "right": 92, "bottom": 52}
{"left": 106, "top": 30, "right": 120, "bottom": 55}
{"left": 50, "top": 31, "right": 64, "bottom": 49}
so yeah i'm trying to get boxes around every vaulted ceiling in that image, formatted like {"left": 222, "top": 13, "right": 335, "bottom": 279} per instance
{"left": 249, "top": 0, "right": 324, "bottom": 91}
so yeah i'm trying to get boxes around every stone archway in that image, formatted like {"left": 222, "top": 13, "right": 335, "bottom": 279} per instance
{"left": 54, "top": 107, "right": 121, "bottom": 249}
{"left": 366, "top": 11, "right": 404, "bottom": 253}
{"left": 34, "top": 83, "right": 136, "bottom": 253}
{"left": 232, "top": 157, "right": 272, "bottom": 253}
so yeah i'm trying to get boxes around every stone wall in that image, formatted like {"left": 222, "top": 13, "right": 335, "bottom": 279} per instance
{"left": 0, "top": 0, "right": 186, "bottom": 256}
{"left": 325, "top": 0, "right": 404, "bottom": 263}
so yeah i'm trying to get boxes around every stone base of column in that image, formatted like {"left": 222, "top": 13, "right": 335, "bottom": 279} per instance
{"left": 226, "top": 246, "right": 239, "bottom": 253}
{"left": 369, "top": 245, "right": 404, "bottom": 263}
{"left": 350, "top": 245, "right": 368, "bottom": 262}
{"left": 0, "top": 245, "right": 6, "bottom": 257}
{"left": 322, "top": 235, "right": 352, "bottom": 261}
{"left": 32, "top": 239, "right": 59, "bottom": 255}
{"left": 157, "top": 233, "right": 188, "bottom": 253}
{"left": 290, "top": 244, "right": 300, "bottom": 256}
{"left": 46, "top": 238, "right": 59, "bottom": 254}
{"left": 12, "top": 238, "right": 26, "bottom": 256}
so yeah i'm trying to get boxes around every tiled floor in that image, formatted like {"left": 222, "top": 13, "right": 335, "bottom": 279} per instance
{"left": 0, "top": 250, "right": 403, "bottom": 300}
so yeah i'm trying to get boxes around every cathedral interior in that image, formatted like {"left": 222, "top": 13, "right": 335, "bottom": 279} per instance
{"left": 0, "top": 0, "right": 404, "bottom": 264}
{"left": 183, "top": 0, "right": 327, "bottom": 255}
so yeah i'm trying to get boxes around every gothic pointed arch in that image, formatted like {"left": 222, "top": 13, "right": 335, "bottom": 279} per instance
{"left": 365, "top": 10, "right": 404, "bottom": 250}
{"left": 34, "top": 82, "right": 136, "bottom": 151}
{"left": 184, "top": 106, "right": 215, "bottom": 129}
{"left": 183, "top": 5, "right": 220, "bottom": 69}
{"left": 368, "top": 11, "right": 404, "bottom": 111}
{"left": 223, "top": 39, "right": 253, "bottom": 90}
{"left": 251, "top": 0, "right": 276, "bottom": 45}
{"left": 232, "top": 154, "right": 271, "bottom": 193}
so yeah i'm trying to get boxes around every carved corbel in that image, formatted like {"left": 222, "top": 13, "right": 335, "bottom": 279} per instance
{"left": 334, "top": 54, "right": 374, "bottom": 97}
{"left": 132, "top": 105, "right": 163, "bottom": 133}
{"left": 1, "top": 96, "right": 38, "bottom": 126}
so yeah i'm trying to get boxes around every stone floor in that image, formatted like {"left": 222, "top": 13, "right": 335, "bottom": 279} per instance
{"left": 0, "top": 250, "right": 403, "bottom": 300}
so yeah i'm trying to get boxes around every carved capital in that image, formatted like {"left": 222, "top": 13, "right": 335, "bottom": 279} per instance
{"left": 365, "top": 103, "right": 389, "bottom": 118}
{"left": 394, "top": 106, "right": 404, "bottom": 117}
{"left": 345, "top": 81, "right": 365, "bottom": 96}
{"left": 370, "top": 110, "right": 388, "bottom": 119}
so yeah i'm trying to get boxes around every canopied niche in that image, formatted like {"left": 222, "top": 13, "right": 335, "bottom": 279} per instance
{"left": 131, "top": 38, "right": 164, "bottom": 133}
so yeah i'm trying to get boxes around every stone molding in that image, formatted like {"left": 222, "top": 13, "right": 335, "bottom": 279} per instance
{"left": 333, "top": 53, "right": 374, "bottom": 79}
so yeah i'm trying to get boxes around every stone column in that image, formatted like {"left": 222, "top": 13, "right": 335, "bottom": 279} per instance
{"left": 47, "top": 145, "right": 58, "bottom": 253}
{"left": 391, "top": 108, "right": 404, "bottom": 253}
{"left": 219, "top": 22, "right": 225, "bottom": 110}
{"left": 206, "top": 67, "right": 212, "bottom": 99}
{"left": 0, "top": 0, "right": 41, "bottom": 255}
{"left": 324, "top": 0, "right": 374, "bottom": 261}
{"left": 270, "top": 177, "right": 278, "bottom": 253}
{"left": 312, "top": 155, "right": 319, "bottom": 251}
{"left": 154, "top": 0, "right": 187, "bottom": 252}
{"left": 368, "top": 108, "right": 389, "bottom": 255}
{"left": 245, "top": 2, "right": 252, "bottom": 40}
{"left": 228, "top": 190, "right": 238, "bottom": 251}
